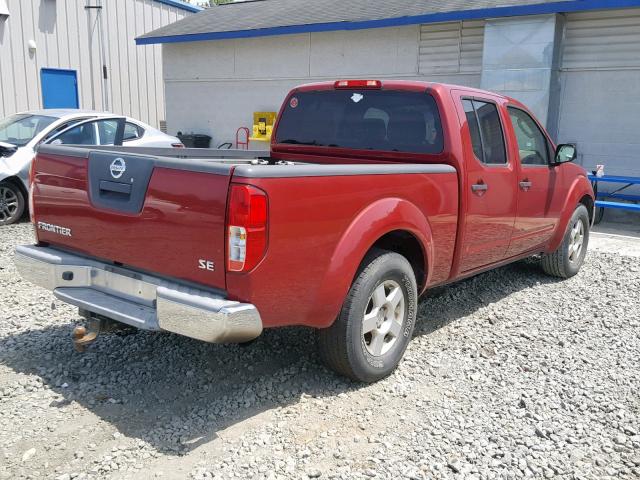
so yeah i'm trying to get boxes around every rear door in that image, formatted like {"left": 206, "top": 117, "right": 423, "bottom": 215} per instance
{"left": 452, "top": 91, "right": 518, "bottom": 272}
{"left": 504, "top": 106, "right": 563, "bottom": 256}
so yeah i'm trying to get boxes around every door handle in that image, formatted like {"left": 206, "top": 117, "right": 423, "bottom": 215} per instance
{"left": 471, "top": 182, "right": 488, "bottom": 193}
{"left": 519, "top": 180, "right": 532, "bottom": 191}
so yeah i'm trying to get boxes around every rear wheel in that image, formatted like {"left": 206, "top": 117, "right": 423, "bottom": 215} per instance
{"left": 0, "top": 181, "right": 25, "bottom": 226}
{"left": 317, "top": 249, "right": 417, "bottom": 383}
{"left": 541, "top": 204, "right": 589, "bottom": 278}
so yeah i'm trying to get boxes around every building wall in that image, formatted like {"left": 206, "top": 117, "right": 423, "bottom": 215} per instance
{"left": 0, "top": 0, "right": 191, "bottom": 127}
{"left": 163, "top": 23, "right": 484, "bottom": 147}
{"left": 556, "top": 8, "right": 640, "bottom": 175}
{"left": 480, "top": 14, "right": 562, "bottom": 128}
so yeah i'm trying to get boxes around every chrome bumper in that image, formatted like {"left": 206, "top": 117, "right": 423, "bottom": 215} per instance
{"left": 14, "top": 245, "right": 262, "bottom": 343}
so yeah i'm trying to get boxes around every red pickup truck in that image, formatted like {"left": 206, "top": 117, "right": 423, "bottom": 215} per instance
{"left": 16, "top": 80, "right": 594, "bottom": 382}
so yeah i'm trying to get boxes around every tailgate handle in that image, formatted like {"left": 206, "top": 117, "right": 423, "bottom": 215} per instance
{"left": 99, "top": 180, "right": 132, "bottom": 196}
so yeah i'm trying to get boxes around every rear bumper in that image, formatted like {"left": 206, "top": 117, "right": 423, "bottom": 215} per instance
{"left": 14, "top": 244, "right": 262, "bottom": 343}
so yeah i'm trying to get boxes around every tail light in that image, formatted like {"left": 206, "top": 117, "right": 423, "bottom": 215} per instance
{"left": 227, "top": 184, "right": 268, "bottom": 272}
{"left": 28, "top": 156, "right": 36, "bottom": 224}
{"left": 334, "top": 80, "right": 382, "bottom": 89}
{"left": 171, "top": 143, "right": 185, "bottom": 148}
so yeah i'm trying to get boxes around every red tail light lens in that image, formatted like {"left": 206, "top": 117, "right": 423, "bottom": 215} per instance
{"left": 171, "top": 143, "right": 185, "bottom": 148}
{"left": 227, "top": 184, "right": 268, "bottom": 272}
{"left": 334, "top": 80, "right": 382, "bottom": 89}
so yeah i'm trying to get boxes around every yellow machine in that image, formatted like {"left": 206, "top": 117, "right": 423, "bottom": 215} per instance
{"left": 249, "top": 112, "right": 277, "bottom": 142}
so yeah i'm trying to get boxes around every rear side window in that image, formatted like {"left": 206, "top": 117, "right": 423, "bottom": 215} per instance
{"left": 123, "top": 122, "right": 143, "bottom": 141}
{"left": 275, "top": 89, "right": 443, "bottom": 154}
{"left": 462, "top": 99, "right": 507, "bottom": 165}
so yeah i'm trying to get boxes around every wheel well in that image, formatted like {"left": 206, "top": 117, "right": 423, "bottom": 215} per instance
{"left": 1, "top": 176, "right": 27, "bottom": 197}
{"left": 369, "top": 230, "right": 427, "bottom": 289}
{"left": 579, "top": 195, "right": 594, "bottom": 224}
{"left": 0, "top": 176, "right": 28, "bottom": 213}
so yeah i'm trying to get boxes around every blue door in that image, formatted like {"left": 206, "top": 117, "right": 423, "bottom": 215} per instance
{"left": 41, "top": 68, "right": 79, "bottom": 109}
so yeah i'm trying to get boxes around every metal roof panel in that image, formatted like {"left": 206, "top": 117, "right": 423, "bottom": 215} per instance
{"left": 136, "top": 0, "right": 640, "bottom": 45}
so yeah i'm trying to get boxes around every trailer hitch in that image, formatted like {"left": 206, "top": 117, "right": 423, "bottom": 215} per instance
{"left": 72, "top": 311, "right": 132, "bottom": 352}
{"left": 72, "top": 317, "right": 103, "bottom": 352}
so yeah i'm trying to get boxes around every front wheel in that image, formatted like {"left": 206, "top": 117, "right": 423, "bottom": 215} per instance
{"left": 541, "top": 204, "right": 590, "bottom": 278}
{"left": 317, "top": 249, "right": 418, "bottom": 383}
{"left": 0, "top": 181, "right": 25, "bottom": 226}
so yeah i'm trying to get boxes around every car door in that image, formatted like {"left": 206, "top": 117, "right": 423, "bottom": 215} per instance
{"left": 504, "top": 106, "right": 563, "bottom": 257}
{"left": 452, "top": 91, "right": 518, "bottom": 272}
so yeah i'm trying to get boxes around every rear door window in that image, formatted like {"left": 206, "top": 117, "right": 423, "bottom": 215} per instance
{"left": 275, "top": 89, "right": 444, "bottom": 154}
{"left": 462, "top": 99, "right": 507, "bottom": 165}
{"left": 96, "top": 119, "right": 120, "bottom": 145}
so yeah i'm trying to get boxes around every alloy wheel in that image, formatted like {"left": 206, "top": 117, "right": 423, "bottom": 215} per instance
{"left": 362, "top": 280, "right": 405, "bottom": 356}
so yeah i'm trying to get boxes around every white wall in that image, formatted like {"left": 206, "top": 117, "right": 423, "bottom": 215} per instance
{"left": 164, "top": 25, "right": 482, "bottom": 147}
{"left": 481, "top": 14, "right": 560, "bottom": 127}
{"left": 0, "top": 0, "right": 191, "bottom": 127}
{"left": 556, "top": 8, "right": 640, "bottom": 175}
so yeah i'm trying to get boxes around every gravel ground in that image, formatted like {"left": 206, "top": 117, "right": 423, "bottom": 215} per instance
{"left": 1, "top": 222, "right": 639, "bottom": 480}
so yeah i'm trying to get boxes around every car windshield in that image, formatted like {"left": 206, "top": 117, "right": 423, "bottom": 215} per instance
{"left": 0, "top": 114, "right": 57, "bottom": 147}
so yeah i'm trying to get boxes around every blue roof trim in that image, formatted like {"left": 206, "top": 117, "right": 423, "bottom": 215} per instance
{"left": 153, "top": 0, "right": 202, "bottom": 14}
{"left": 137, "top": 0, "right": 640, "bottom": 44}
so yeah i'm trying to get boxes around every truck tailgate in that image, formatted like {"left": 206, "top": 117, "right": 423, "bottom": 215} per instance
{"left": 32, "top": 146, "right": 231, "bottom": 290}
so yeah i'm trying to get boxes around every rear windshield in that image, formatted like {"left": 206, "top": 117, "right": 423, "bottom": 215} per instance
{"left": 275, "top": 89, "right": 443, "bottom": 154}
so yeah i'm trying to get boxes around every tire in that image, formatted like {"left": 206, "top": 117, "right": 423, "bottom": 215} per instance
{"left": 317, "top": 249, "right": 418, "bottom": 383}
{"left": 0, "top": 181, "right": 25, "bottom": 226}
{"left": 541, "top": 204, "right": 589, "bottom": 278}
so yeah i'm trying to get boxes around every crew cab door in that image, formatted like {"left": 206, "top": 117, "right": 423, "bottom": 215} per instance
{"left": 504, "top": 106, "right": 564, "bottom": 256}
{"left": 452, "top": 92, "right": 517, "bottom": 272}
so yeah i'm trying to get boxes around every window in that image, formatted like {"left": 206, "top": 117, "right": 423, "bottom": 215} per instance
{"left": 41, "top": 118, "right": 91, "bottom": 143}
{"left": 96, "top": 120, "right": 120, "bottom": 145}
{"left": 463, "top": 100, "right": 483, "bottom": 161}
{"left": 275, "top": 89, "right": 444, "bottom": 154}
{"left": 462, "top": 99, "right": 507, "bottom": 165}
{"left": 98, "top": 120, "right": 143, "bottom": 145}
{"left": 507, "top": 107, "right": 549, "bottom": 166}
{"left": 0, "top": 114, "right": 56, "bottom": 146}
{"left": 123, "top": 122, "right": 143, "bottom": 142}
{"left": 52, "top": 123, "right": 97, "bottom": 145}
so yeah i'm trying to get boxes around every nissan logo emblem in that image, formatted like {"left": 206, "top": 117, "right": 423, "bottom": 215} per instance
{"left": 110, "top": 157, "right": 126, "bottom": 179}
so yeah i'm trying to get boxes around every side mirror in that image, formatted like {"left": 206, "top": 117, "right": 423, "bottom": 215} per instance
{"left": 553, "top": 144, "right": 577, "bottom": 165}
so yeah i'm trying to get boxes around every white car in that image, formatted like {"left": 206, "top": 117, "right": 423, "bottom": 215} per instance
{"left": 0, "top": 110, "right": 183, "bottom": 225}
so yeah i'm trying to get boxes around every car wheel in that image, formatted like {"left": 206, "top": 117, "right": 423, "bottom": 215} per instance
{"left": 0, "top": 181, "right": 25, "bottom": 226}
{"left": 541, "top": 204, "right": 589, "bottom": 278}
{"left": 317, "top": 249, "right": 418, "bottom": 383}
